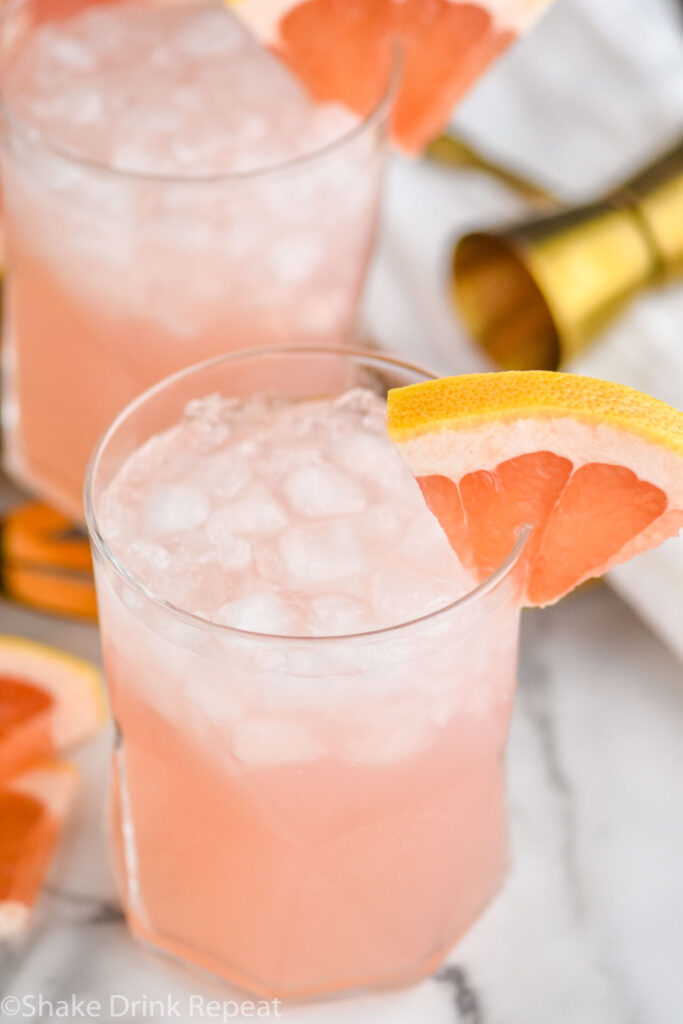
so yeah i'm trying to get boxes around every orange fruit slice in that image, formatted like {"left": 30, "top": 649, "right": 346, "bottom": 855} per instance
{"left": 0, "top": 636, "right": 106, "bottom": 784}
{"left": 387, "top": 372, "right": 683, "bottom": 605}
{"left": 0, "top": 761, "right": 78, "bottom": 937}
{"left": 0, "top": 502, "right": 97, "bottom": 621}
{"left": 228, "top": 0, "right": 550, "bottom": 152}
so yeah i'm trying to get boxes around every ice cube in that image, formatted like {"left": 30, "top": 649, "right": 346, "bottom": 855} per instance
{"left": 34, "top": 86, "right": 104, "bottom": 126}
{"left": 283, "top": 461, "right": 366, "bottom": 518}
{"left": 257, "top": 443, "right": 321, "bottom": 487}
{"left": 297, "top": 293, "right": 346, "bottom": 335}
{"left": 280, "top": 521, "right": 364, "bottom": 584}
{"left": 335, "top": 430, "right": 412, "bottom": 494}
{"left": 188, "top": 677, "right": 243, "bottom": 725}
{"left": 206, "top": 514, "right": 252, "bottom": 571}
{"left": 429, "top": 693, "right": 456, "bottom": 729}
{"left": 362, "top": 503, "right": 406, "bottom": 540}
{"left": 193, "top": 451, "right": 250, "bottom": 499}
{"left": 176, "top": 8, "right": 246, "bottom": 57}
{"left": 268, "top": 235, "right": 322, "bottom": 286}
{"left": 217, "top": 484, "right": 288, "bottom": 536}
{"left": 42, "top": 30, "right": 96, "bottom": 71}
{"left": 126, "top": 539, "right": 173, "bottom": 575}
{"left": 344, "top": 702, "right": 430, "bottom": 764}
{"left": 121, "top": 584, "right": 145, "bottom": 616}
{"left": 215, "top": 590, "right": 304, "bottom": 635}
{"left": 233, "top": 719, "right": 324, "bottom": 766}
{"left": 400, "top": 515, "right": 470, "bottom": 586}
{"left": 153, "top": 611, "right": 205, "bottom": 647}
{"left": 306, "top": 102, "right": 359, "bottom": 147}
{"left": 253, "top": 545, "right": 285, "bottom": 584}
{"left": 69, "top": 87, "right": 104, "bottom": 125}
{"left": 310, "top": 595, "right": 367, "bottom": 636}
{"left": 372, "top": 570, "right": 458, "bottom": 627}
{"left": 334, "top": 430, "right": 388, "bottom": 476}
{"left": 142, "top": 484, "right": 210, "bottom": 536}
{"left": 209, "top": 532, "right": 252, "bottom": 573}
{"left": 170, "top": 85, "right": 201, "bottom": 113}
{"left": 157, "top": 555, "right": 233, "bottom": 613}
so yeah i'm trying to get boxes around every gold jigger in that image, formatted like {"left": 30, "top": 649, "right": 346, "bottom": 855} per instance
{"left": 451, "top": 140, "right": 683, "bottom": 370}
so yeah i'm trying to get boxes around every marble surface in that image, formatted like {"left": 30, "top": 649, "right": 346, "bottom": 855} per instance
{"left": 1, "top": 576, "right": 682, "bottom": 1023}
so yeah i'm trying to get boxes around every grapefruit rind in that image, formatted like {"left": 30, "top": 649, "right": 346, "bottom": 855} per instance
{"left": 387, "top": 374, "right": 683, "bottom": 510}
{"left": 0, "top": 635, "right": 107, "bottom": 753}
{"left": 0, "top": 900, "right": 31, "bottom": 939}
{"left": 386, "top": 373, "right": 683, "bottom": 606}
{"left": 7, "top": 759, "right": 79, "bottom": 813}
{"left": 387, "top": 372, "right": 683, "bottom": 454}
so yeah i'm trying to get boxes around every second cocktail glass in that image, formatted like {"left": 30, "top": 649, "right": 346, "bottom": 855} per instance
{"left": 0, "top": 0, "right": 395, "bottom": 519}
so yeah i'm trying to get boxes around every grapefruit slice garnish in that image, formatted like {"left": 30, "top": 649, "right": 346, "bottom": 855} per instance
{"left": 0, "top": 761, "right": 78, "bottom": 938}
{"left": 0, "top": 636, "right": 106, "bottom": 784}
{"left": 386, "top": 372, "right": 683, "bottom": 606}
{"left": 227, "top": 0, "right": 551, "bottom": 152}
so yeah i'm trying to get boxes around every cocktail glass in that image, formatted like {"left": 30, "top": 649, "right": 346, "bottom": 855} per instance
{"left": 0, "top": 0, "right": 395, "bottom": 520}
{"left": 85, "top": 345, "right": 529, "bottom": 999}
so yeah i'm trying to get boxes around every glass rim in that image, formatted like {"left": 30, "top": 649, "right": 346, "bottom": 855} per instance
{"left": 85, "top": 344, "right": 530, "bottom": 646}
{"left": 0, "top": 0, "right": 402, "bottom": 186}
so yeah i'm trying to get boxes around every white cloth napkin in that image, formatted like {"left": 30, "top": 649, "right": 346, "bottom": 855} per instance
{"left": 364, "top": 0, "right": 683, "bottom": 658}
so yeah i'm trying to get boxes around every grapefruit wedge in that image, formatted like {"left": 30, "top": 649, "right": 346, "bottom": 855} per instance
{"left": 386, "top": 372, "right": 683, "bottom": 606}
{"left": 0, "top": 636, "right": 106, "bottom": 784}
{"left": 227, "top": 0, "right": 551, "bottom": 152}
{"left": 0, "top": 761, "right": 78, "bottom": 938}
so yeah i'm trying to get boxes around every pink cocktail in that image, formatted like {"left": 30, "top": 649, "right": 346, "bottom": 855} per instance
{"left": 0, "top": 0, "right": 392, "bottom": 519}
{"left": 86, "top": 347, "right": 527, "bottom": 998}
